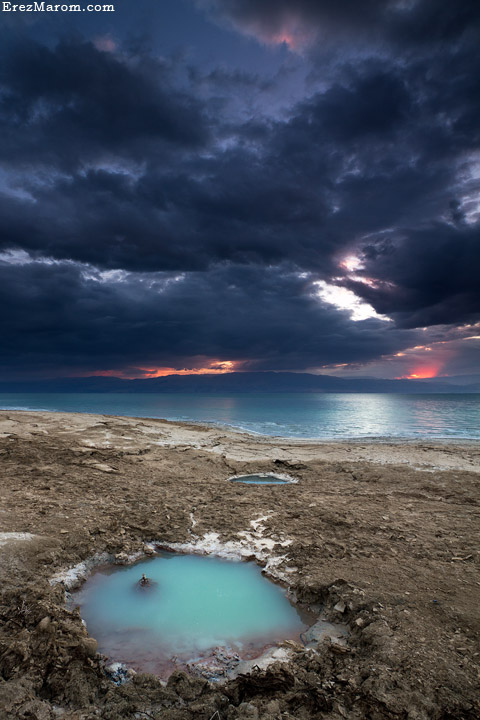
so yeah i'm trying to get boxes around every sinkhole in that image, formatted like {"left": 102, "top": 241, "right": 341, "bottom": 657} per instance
{"left": 228, "top": 473, "right": 296, "bottom": 485}
{"left": 72, "top": 552, "right": 313, "bottom": 677}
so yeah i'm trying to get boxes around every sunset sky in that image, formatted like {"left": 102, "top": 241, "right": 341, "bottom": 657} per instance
{"left": 1, "top": 0, "right": 479, "bottom": 380}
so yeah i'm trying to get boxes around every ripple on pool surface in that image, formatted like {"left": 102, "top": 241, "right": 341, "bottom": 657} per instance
{"left": 228, "top": 473, "right": 296, "bottom": 485}
{"left": 72, "top": 552, "right": 309, "bottom": 676}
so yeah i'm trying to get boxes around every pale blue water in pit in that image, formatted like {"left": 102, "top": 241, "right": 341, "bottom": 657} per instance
{"left": 229, "top": 474, "right": 292, "bottom": 485}
{"left": 73, "top": 553, "right": 310, "bottom": 675}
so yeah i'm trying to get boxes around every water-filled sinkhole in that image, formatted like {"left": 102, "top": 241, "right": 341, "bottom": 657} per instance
{"left": 72, "top": 552, "right": 312, "bottom": 676}
{"left": 228, "top": 474, "right": 295, "bottom": 485}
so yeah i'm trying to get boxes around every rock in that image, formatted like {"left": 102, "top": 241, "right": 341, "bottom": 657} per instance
{"left": 334, "top": 600, "right": 346, "bottom": 613}
{"left": 13, "top": 699, "right": 53, "bottom": 720}
{"left": 81, "top": 637, "right": 98, "bottom": 657}
{"left": 334, "top": 702, "right": 348, "bottom": 717}
{"left": 302, "top": 620, "right": 348, "bottom": 647}
{"left": 237, "top": 702, "right": 259, "bottom": 719}
{"left": 114, "top": 552, "right": 129, "bottom": 564}
{"left": 230, "top": 646, "right": 292, "bottom": 677}
{"left": 355, "top": 617, "right": 365, "bottom": 627}
{"left": 91, "top": 463, "right": 116, "bottom": 473}
{"left": 167, "top": 670, "right": 208, "bottom": 701}
{"left": 328, "top": 638, "right": 351, "bottom": 655}
{"left": 143, "top": 543, "right": 155, "bottom": 555}
{"left": 265, "top": 699, "right": 281, "bottom": 715}
{"left": 37, "top": 616, "right": 51, "bottom": 633}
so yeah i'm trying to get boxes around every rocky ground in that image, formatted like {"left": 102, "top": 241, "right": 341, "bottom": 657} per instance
{"left": 0, "top": 410, "right": 479, "bottom": 720}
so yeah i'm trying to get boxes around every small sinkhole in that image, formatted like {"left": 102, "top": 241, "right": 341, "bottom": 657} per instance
{"left": 71, "top": 552, "right": 315, "bottom": 678}
{"left": 228, "top": 473, "right": 296, "bottom": 485}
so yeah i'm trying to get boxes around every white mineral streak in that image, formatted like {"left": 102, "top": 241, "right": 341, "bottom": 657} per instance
{"left": 0, "top": 532, "right": 36, "bottom": 546}
{"left": 50, "top": 552, "right": 115, "bottom": 590}
{"left": 163, "top": 514, "right": 293, "bottom": 581}
{"left": 50, "top": 515, "right": 294, "bottom": 589}
{"left": 250, "top": 514, "right": 271, "bottom": 531}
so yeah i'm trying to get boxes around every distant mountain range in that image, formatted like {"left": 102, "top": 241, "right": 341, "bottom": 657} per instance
{"left": 0, "top": 372, "right": 479, "bottom": 394}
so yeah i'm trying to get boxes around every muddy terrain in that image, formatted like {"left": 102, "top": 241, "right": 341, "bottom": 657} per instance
{"left": 0, "top": 411, "right": 479, "bottom": 719}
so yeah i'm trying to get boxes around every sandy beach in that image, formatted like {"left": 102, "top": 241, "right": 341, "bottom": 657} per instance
{"left": 0, "top": 410, "right": 479, "bottom": 719}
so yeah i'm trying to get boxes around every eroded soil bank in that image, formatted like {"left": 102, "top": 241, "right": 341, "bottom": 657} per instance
{"left": 0, "top": 410, "right": 479, "bottom": 720}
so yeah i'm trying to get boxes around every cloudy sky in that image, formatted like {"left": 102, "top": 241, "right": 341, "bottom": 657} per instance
{"left": 1, "top": 0, "right": 479, "bottom": 380}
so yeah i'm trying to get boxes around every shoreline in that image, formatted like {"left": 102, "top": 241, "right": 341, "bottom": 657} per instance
{"left": 0, "top": 410, "right": 479, "bottom": 719}
{"left": 0, "top": 398, "right": 479, "bottom": 443}
{"left": 1, "top": 409, "right": 478, "bottom": 475}
{"left": 1, "top": 405, "right": 480, "bottom": 450}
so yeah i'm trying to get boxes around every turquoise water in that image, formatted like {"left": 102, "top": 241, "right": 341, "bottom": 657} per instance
{"left": 73, "top": 554, "right": 307, "bottom": 674}
{"left": 1, "top": 392, "right": 479, "bottom": 439}
{"left": 230, "top": 474, "right": 292, "bottom": 485}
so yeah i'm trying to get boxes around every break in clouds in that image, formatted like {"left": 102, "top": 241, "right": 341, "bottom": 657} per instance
{"left": 0, "top": 0, "right": 479, "bottom": 378}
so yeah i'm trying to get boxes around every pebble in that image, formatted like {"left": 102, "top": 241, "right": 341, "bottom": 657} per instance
{"left": 81, "top": 637, "right": 98, "bottom": 657}
{"left": 37, "top": 616, "right": 51, "bottom": 632}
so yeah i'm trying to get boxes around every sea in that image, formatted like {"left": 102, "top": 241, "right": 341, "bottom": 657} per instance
{"left": 0, "top": 392, "right": 479, "bottom": 440}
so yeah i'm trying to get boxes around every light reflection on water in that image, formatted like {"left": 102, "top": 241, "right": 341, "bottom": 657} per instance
{"left": 0, "top": 392, "right": 479, "bottom": 439}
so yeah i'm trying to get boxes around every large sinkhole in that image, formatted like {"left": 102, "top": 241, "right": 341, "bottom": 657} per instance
{"left": 72, "top": 552, "right": 314, "bottom": 677}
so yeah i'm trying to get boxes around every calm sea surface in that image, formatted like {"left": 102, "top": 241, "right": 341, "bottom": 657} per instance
{"left": 0, "top": 392, "right": 479, "bottom": 440}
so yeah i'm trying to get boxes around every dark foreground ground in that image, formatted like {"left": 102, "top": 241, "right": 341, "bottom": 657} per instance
{"left": 0, "top": 411, "right": 479, "bottom": 720}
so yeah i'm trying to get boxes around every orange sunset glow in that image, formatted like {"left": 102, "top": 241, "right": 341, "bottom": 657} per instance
{"left": 139, "top": 361, "right": 238, "bottom": 378}
{"left": 392, "top": 342, "right": 454, "bottom": 379}
{"left": 400, "top": 366, "right": 442, "bottom": 379}
{"left": 87, "top": 360, "right": 240, "bottom": 379}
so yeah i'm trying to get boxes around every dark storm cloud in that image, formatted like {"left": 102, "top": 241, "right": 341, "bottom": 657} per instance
{"left": 0, "top": 37, "right": 208, "bottom": 169}
{"left": 195, "top": 0, "right": 392, "bottom": 46}
{"left": 0, "top": 155, "right": 329, "bottom": 272}
{"left": 0, "top": 258, "right": 416, "bottom": 375}
{"left": 0, "top": 0, "right": 479, "bottom": 376}
{"left": 347, "top": 223, "right": 480, "bottom": 329}
{"left": 0, "top": 49, "right": 416, "bottom": 274}
{"left": 196, "top": 0, "right": 480, "bottom": 48}
{"left": 0, "top": 33, "right": 475, "bottom": 274}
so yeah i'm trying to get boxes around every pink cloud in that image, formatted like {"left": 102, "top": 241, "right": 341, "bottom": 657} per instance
{"left": 93, "top": 36, "right": 117, "bottom": 53}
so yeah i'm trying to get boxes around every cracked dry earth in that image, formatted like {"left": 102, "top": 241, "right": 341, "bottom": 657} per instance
{"left": 0, "top": 410, "right": 479, "bottom": 720}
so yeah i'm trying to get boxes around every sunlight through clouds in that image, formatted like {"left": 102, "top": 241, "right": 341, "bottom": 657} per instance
{"left": 313, "top": 280, "right": 392, "bottom": 322}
